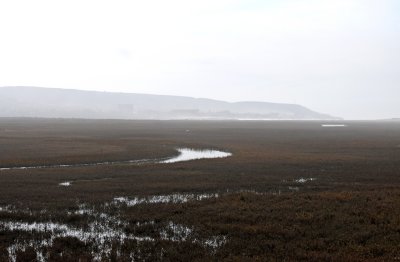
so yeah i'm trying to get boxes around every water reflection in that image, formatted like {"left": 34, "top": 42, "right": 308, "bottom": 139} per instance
{"left": 161, "top": 148, "right": 232, "bottom": 163}
{"left": 0, "top": 148, "right": 232, "bottom": 171}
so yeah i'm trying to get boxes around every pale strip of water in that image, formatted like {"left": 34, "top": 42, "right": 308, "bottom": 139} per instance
{"left": 321, "top": 124, "right": 347, "bottom": 127}
{"left": 161, "top": 148, "right": 232, "bottom": 163}
{"left": 0, "top": 148, "right": 232, "bottom": 171}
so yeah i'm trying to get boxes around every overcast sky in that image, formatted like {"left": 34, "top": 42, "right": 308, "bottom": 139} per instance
{"left": 0, "top": 0, "right": 399, "bottom": 119}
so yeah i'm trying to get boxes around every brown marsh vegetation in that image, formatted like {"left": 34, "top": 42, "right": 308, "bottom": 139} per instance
{"left": 1, "top": 118, "right": 400, "bottom": 261}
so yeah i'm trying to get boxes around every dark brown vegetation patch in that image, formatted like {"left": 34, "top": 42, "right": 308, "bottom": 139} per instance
{"left": 1, "top": 118, "right": 400, "bottom": 261}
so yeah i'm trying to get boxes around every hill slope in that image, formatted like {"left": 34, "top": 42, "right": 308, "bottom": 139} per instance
{"left": 0, "top": 86, "right": 339, "bottom": 120}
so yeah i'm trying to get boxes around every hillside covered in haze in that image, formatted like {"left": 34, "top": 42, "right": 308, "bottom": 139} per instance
{"left": 0, "top": 87, "right": 339, "bottom": 120}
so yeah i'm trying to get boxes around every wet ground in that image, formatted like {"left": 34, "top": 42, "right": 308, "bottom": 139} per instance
{"left": 1, "top": 118, "right": 400, "bottom": 261}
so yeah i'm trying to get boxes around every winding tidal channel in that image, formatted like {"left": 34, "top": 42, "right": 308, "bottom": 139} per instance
{"left": 0, "top": 148, "right": 232, "bottom": 171}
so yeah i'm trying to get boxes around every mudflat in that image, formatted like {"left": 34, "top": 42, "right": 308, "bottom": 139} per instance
{"left": 1, "top": 118, "right": 400, "bottom": 261}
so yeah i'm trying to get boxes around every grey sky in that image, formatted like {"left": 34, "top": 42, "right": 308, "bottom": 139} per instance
{"left": 0, "top": 0, "right": 399, "bottom": 119}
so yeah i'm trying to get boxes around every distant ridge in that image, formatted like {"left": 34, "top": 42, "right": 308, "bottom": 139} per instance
{"left": 0, "top": 86, "right": 340, "bottom": 120}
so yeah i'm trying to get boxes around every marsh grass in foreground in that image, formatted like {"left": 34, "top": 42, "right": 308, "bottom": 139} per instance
{"left": 0, "top": 192, "right": 235, "bottom": 261}
{"left": 1, "top": 119, "right": 400, "bottom": 261}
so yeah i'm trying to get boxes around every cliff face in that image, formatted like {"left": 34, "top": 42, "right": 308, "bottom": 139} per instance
{"left": 0, "top": 86, "right": 339, "bottom": 120}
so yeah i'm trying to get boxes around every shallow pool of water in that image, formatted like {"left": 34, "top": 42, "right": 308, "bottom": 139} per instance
{"left": 295, "top": 177, "right": 316, "bottom": 183}
{"left": 0, "top": 148, "right": 232, "bottom": 171}
{"left": 161, "top": 148, "right": 232, "bottom": 163}
{"left": 113, "top": 193, "right": 219, "bottom": 207}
